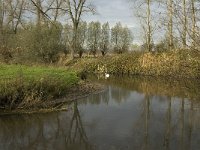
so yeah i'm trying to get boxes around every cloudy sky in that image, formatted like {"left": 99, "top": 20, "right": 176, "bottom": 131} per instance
{"left": 83, "top": 0, "right": 143, "bottom": 44}
{"left": 84, "top": 0, "right": 137, "bottom": 28}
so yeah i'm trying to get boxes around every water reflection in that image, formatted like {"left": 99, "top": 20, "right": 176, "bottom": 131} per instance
{"left": 0, "top": 76, "right": 200, "bottom": 150}
{"left": 92, "top": 76, "right": 200, "bottom": 101}
{"left": 0, "top": 102, "right": 92, "bottom": 150}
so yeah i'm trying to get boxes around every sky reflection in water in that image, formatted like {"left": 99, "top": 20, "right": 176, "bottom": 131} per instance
{"left": 0, "top": 76, "right": 200, "bottom": 150}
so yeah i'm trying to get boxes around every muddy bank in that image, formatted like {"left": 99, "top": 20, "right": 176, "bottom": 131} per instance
{"left": 46, "top": 81, "right": 105, "bottom": 107}
{"left": 0, "top": 81, "right": 105, "bottom": 115}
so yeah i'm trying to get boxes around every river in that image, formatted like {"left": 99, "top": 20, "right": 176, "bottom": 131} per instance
{"left": 0, "top": 76, "right": 200, "bottom": 150}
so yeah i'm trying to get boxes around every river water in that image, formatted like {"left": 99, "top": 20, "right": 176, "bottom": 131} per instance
{"left": 0, "top": 76, "right": 200, "bottom": 150}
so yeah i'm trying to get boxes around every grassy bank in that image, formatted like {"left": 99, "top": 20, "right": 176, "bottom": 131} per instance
{"left": 0, "top": 65, "right": 79, "bottom": 110}
{"left": 67, "top": 50, "right": 200, "bottom": 79}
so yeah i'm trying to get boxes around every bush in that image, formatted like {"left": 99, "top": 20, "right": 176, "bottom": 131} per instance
{"left": 70, "top": 50, "right": 200, "bottom": 79}
{"left": 0, "top": 22, "right": 66, "bottom": 64}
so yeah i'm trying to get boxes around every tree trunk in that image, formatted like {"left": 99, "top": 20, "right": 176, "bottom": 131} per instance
{"left": 147, "top": 0, "right": 151, "bottom": 52}
{"left": 0, "top": 0, "right": 4, "bottom": 44}
{"left": 168, "top": 0, "right": 173, "bottom": 50}
{"left": 101, "top": 51, "right": 105, "bottom": 56}
{"left": 182, "top": 0, "right": 187, "bottom": 48}
{"left": 191, "top": 0, "right": 196, "bottom": 49}
{"left": 71, "top": 22, "right": 78, "bottom": 59}
{"left": 36, "top": 0, "right": 42, "bottom": 27}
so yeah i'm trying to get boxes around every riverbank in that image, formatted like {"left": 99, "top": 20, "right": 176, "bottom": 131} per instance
{"left": 0, "top": 64, "right": 104, "bottom": 113}
{"left": 0, "top": 81, "right": 104, "bottom": 115}
{"left": 1, "top": 49, "right": 199, "bottom": 113}
{"left": 67, "top": 50, "right": 200, "bottom": 79}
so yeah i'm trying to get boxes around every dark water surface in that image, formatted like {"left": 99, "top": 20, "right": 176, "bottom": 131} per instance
{"left": 0, "top": 76, "right": 200, "bottom": 150}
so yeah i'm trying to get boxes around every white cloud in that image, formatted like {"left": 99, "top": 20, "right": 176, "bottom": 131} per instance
{"left": 83, "top": 0, "right": 137, "bottom": 27}
{"left": 82, "top": 0, "right": 163, "bottom": 45}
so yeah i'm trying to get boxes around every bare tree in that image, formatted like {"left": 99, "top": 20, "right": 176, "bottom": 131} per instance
{"left": 121, "top": 26, "right": 133, "bottom": 52}
{"left": 111, "top": 22, "right": 122, "bottom": 54}
{"left": 168, "top": 0, "right": 174, "bottom": 50}
{"left": 100, "top": 22, "right": 110, "bottom": 56}
{"left": 0, "top": 0, "right": 5, "bottom": 43}
{"left": 36, "top": 0, "right": 43, "bottom": 26}
{"left": 29, "top": 0, "right": 56, "bottom": 27}
{"left": 0, "top": 0, "right": 27, "bottom": 34}
{"left": 191, "top": 0, "right": 197, "bottom": 48}
{"left": 47, "top": 0, "right": 65, "bottom": 21}
{"left": 111, "top": 22, "right": 133, "bottom": 54}
{"left": 76, "top": 21, "right": 87, "bottom": 58}
{"left": 182, "top": 0, "right": 187, "bottom": 48}
{"left": 65, "top": 0, "right": 95, "bottom": 59}
{"left": 147, "top": 0, "right": 152, "bottom": 51}
{"left": 87, "top": 21, "right": 101, "bottom": 57}
{"left": 133, "top": 0, "right": 154, "bottom": 51}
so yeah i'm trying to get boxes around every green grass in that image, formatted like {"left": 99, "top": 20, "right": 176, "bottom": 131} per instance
{"left": 0, "top": 65, "right": 77, "bottom": 81}
{"left": 0, "top": 64, "right": 79, "bottom": 110}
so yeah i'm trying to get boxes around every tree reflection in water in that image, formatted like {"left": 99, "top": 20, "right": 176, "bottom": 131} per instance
{"left": 65, "top": 101, "right": 93, "bottom": 150}
{"left": 0, "top": 102, "right": 93, "bottom": 150}
{"left": 163, "top": 97, "right": 171, "bottom": 150}
{"left": 0, "top": 76, "right": 200, "bottom": 150}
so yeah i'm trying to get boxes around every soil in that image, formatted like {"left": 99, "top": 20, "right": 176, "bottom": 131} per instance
{"left": 0, "top": 81, "right": 105, "bottom": 115}
{"left": 45, "top": 81, "right": 106, "bottom": 107}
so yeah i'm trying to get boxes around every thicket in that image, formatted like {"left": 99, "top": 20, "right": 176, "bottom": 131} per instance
{"left": 0, "top": 21, "right": 133, "bottom": 64}
{"left": 68, "top": 50, "right": 200, "bottom": 79}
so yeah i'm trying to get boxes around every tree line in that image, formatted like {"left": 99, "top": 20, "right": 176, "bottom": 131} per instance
{"left": 1, "top": 0, "right": 199, "bottom": 64}
{"left": 65, "top": 21, "right": 133, "bottom": 58}
{"left": 0, "top": 0, "right": 133, "bottom": 63}
{"left": 133, "top": 0, "right": 200, "bottom": 52}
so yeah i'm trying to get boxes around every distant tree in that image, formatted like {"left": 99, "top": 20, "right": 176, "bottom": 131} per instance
{"left": 0, "top": 0, "right": 5, "bottom": 44}
{"left": 76, "top": 21, "right": 87, "bottom": 58}
{"left": 146, "top": 0, "right": 152, "bottom": 51}
{"left": 111, "top": 22, "right": 133, "bottom": 54}
{"left": 182, "top": 0, "right": 187, "bottom": 48}
{"left": 63, "top": 23, "right": 73, "bottom": 54}
{"left": 65, "top": 0, "right": 95, "bottom": 59}
{"left": 87, "top": 21, "right": 101, "bottom": 57}
{"left": 167, "top": 0, "right": 174, "bottom": 50}
{"left": 111, "top": 22, "right": 123, "bottom": 53}
{"left": 191, "top": 0, "right": 197, "bottom": 48}
{"left": 121, "top": 26, "right": 133, "bottom": 52}
{"left": 100, "top": 22, "right": 110, "bottom": 56}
